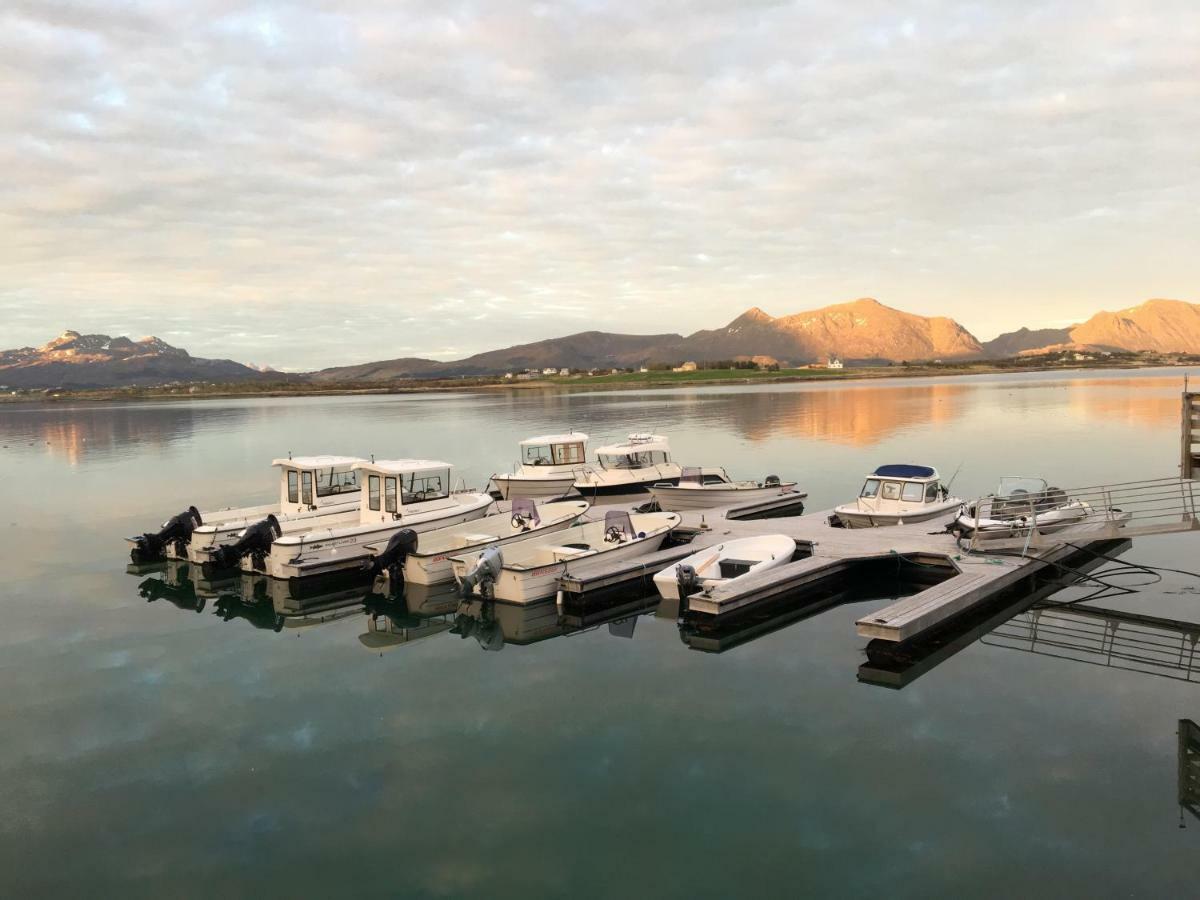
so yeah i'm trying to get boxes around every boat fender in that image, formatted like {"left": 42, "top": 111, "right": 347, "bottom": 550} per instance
{"left": 459, "top": 546, "right": 504, "bottom": 599}
{"left": 130, "top": 506, "right": 203, "bottom": 564}
{"left": 210, "top": 514, "right": 283, "bottom": 571}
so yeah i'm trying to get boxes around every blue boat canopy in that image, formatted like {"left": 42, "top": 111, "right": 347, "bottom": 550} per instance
{"left": 872, "top": 464, "right": 937, "bottom": 479}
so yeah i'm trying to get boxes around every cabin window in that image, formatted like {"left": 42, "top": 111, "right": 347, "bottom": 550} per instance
{"left": 881, "top": 481, "right": 902, "bottom": 501}
{"left": 901, "top": 482, "right": 924, "bottom": 502}
{"left": 301, "top": 471, "right": 313, "bottom": 505}
{"left": 316, "top": 468, "right": 358, "bottom": 497}
{"left": 860, "top": 479, "right": 880, "bottom": 498}
{"left": 599, "top": 450, "right": 668, "bottom": 469}
{"left": 368, "top": 475, "right": 381, "bottom": 511}
{"left": 402, "top": 470, "right": 449, "bottom": 503}
{"left": 925, "top": 483, "right": 940, "bottom": 502}
{"left": 384, "top": 477, "right": 398, "bottom": 512}
{"left": 287, "top": 470, "right": 299, "bottom": 503}
{"left": 522, "top": 445, "right": 553, "bottom": 465}
{"left": 552, "top": 442, "right": 585, "bottom": 465}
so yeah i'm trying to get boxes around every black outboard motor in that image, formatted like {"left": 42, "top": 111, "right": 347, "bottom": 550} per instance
{"left": 675, "top": 563, "right": 700, "bottom": 613}
{"left": 207, "top": 514, "right": 281, "bottom": 573}
{"left": 130, "top": 506, "right": 202, "bottom": 564}
{"left": 764, "top": 474, "right": 781, "bottom": 487}
{"left": 364, "top": 528, "right": 418, "bottom": 595}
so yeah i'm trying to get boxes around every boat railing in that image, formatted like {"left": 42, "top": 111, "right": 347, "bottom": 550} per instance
{"left": 966, "top": 476, "right": 1200, "bottom": 552}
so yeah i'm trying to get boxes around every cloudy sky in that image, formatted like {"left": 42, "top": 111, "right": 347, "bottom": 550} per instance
{"left": 2, "top": 1, "right": 1198, "bottom": 369}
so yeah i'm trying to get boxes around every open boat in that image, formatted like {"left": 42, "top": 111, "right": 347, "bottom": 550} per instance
{"left": 490, "top": 432, "right": 589, "bottom": 499}
{"left": 952, "top": 476, "right": 1098, "bottom": 542}
{"left": 572, "top": 433, "right": 684, "bottom": 495}
{"left": 648, "top": 467, "right": 804, "bottom": 511}
{"left": 235, "top": 459, "right": 494, "bottom": 581}
{"left": 451, "top": 510, "right": 681, "bottom": 604}
{"left": 653, "top": 534, "right": 797, "bottom": 601}
{"left": 367, "top": 498, "right": 590, "bottom": 590}
{"left": 127, "top": 455, "right": 364, "bottom": 565}
{"left": 831, "top": 464, "right": 962, "bottom": 528}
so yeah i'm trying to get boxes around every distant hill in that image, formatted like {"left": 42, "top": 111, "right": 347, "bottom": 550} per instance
{"left": 1068, "top": 299, "right": 1200, "bottom": 353}
{"left": 312, "top": 298, "right": 982, "bottom": 381}
{"left": 0, "top": 331, "right": 275, "bottom": 389}
{"left": 981, "top": 326, "right": 1074, "bottom": 358}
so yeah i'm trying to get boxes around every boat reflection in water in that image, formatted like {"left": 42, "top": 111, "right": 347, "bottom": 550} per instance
{"left": 451, "top": 592, "right": 659, "bottom": 652}
{"left": 129, "top": 560, "right": 208, "bottom": 614}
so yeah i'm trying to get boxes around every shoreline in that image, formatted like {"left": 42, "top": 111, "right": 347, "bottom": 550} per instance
{"left": 0, "top": 360, "right": 1193, "bottom": 405}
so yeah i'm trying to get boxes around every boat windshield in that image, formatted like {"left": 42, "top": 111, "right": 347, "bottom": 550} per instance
{"left": 681, "top": 467, "right": 702, "bottom": 484}
{"left": 523, "top": 442, "right": 586, "bottom": 465}
{"left": 599, "top": 450, "right": 668, "bottom": 469}
{"left": 401, "top": 469, "right": 450, "bottom": 503}
{"left": 901, "top": 482, "right": 925, "bottom": 502}
{"left": 997, "top": 476, "right": 1049, "bottom": 497}
{"left": 860, "top": 479, "right": 881, "bottom": 498}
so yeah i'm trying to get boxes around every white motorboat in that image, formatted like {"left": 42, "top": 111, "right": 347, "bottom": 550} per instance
{"left": 239, "top": 459, "right": 494, "bottom": 580}
{"left": 952, "top": 476, "right": 1099, "bottom": 542}
{"left": 831, "top": 464, "right": 962, "bottom": 528}
{"left": 572, "top": 433, "right": 684, "bottom": 495}
{"left": 648, "top": 467, "right": 804, "bottom": 511}
{"left": 127, "top": 455, "right": 364, "bottom": 565}
{"left": 368, "top": 498, "right": 590, "bottom": 589}
{"left": 653, "top": 534, "right": 797, "bottom": 601}
{"left": 490, "top": 432, "right": 589, "bottom": 499}
{"left": 451, "top": 510, "right": 681, "bottom": 604}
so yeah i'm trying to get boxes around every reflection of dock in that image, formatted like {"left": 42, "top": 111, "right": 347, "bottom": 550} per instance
{"left": 982, "top": 603, "right": 1200, "bottom": 683}
{"left": 1180, "top": 719, "right": 1200, "bottom": 824}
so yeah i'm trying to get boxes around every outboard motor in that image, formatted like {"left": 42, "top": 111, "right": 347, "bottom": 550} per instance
{"left": 130, "top": 506, "right": 202, "bottom": 564}
{"left": 764, "top": 475, "right": 781, "bottom": 487}
{"left": 675, "top": 563, "right": 700, "bottom": 613}
{"left": 365, "top": 528, "right": 418, "bottom": 595}
{"left": 457, "top": 546, "right": 504, "bottom": 600}
{"left": 208, "top": 514, "right": 281, "bottom": 573}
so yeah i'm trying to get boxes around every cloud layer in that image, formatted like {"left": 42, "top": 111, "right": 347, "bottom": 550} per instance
{"left": 2, "top": 0, "right": 1198, "bottom": 368}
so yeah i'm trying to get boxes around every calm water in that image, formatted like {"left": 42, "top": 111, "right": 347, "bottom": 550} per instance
{"left": 3, "top": 369, "right": 1200, "bottom": 897}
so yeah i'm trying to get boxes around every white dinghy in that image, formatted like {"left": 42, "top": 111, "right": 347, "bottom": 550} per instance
{"left": 451, "top": 509, "right": 681, "bottom": 604}
{"left": 653, "top": 534, "right": 797, "bottom": 601}
{"left": 367, "top": 498, "right": 591, "bottom": 590}
{"left": 952, "top": 477, "right": 1099, "bottom": 542}
{"left": 238, "top": 459, "right": 494, "bottom": 581}
{"left": 648, "top": 467, "right": 804, "bottom": 511}
{"left": 831, "top": 465, "right": 962, "bottom": 528}
{"left": 490, "top": 432, "right": 589, "bottom": 499}
{"left": 127, "top": 455, "right": 364, "bottom": 565}
{"left": 572, "top": 433, "right": 683, "bottom": 495}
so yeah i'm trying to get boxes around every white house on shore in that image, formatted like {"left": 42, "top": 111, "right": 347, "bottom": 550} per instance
{"left": 673, "top": 361, "right": 698, "bottom": 372}
{"left": 826, "top": 357, "right": 844, "bottom": 369}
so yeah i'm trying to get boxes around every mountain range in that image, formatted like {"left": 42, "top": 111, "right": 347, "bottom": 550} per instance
{"left": 3, "top": 298, "right": 1198, "bottom": 389}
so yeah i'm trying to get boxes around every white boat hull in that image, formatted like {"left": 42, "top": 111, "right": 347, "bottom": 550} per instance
{"left": 403, "top": 501, "right": 589, "bottom": 585}
{"left": 185, "top": 502, "right": 361, "bottom": 564}
{"left": 490, "top": 473, "right": 578, "bottom": 500}
{"left": 250, "top": 494, "right": 495, "bottom": 580}
{"left": 648, "top": 483, "right": 801, "bottom": 511}
{"left": 573, "top": 463, "right": 682, "bottom": 495}
{"left": 833, "top": 500, "right": 961, "bottom": 529}
{"left": 653, "top": 535, "right": 797, "bottom": 601}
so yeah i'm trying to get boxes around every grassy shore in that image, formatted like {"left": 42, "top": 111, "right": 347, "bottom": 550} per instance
{"left": 2, "top": 357, "right": 1193, "bottom": 404}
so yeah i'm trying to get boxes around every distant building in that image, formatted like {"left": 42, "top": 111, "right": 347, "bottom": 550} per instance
{"left": 673, "top": 361, "right": 698, "bottom": 372}
{"left": 826, "top": 357, "right": 844, "bottom": 369}
{"left": 542, "top": 367, "right": 557, "bottom": 376}
{"left": 638, "top": 366, "right": 649, "bottom": 373}
{"left": 503, "top": 372, "right": 515, "bottom": 379}
{"left": 558, "top": 367, "right": 570, "bottom": 376}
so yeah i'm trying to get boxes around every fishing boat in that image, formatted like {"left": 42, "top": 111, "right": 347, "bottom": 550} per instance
{"left": 831, "top": 464, "right": 962, "bottom": 528}
{"left": 489, "top": 432, "right": 589, "bottom": 499}
{"left": 451, "top": 509, "right": 681, "bottom": 604}
{"left": 127, "top": 455, "right": 364, "bottom": 565}
{"left": 367, "top": 498, "right": 591, "bottom": 590}
{"left": 572, "top": 433, "right": 683, "bottom": 495}
{"left": 653, "top": 534, "right": 797, "bottom": 601}
{"left": 951, "top": 476, "right": 1099, "bottom": 542}
{"left": 648, "top": 467, "right": 804, "bottom": 511}
{"left": 239, "top": 459, "right": 494, "bottom": 581}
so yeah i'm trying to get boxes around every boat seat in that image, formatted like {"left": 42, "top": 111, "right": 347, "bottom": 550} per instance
{"left": 455, "top": 533, "right": 498, "bottom": 548}
{"left": 718, "top": 558, "right": 758, "bottom": 578}
{"left": 548, "top": 545, "right": 595, "bottom": 562}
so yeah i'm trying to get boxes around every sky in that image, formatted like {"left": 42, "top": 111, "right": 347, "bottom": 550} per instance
{"left": 1, "top": 1, "right": 1198, "bottom": 370}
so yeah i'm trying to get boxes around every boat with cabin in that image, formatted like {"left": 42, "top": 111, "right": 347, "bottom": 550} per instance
{"left": 831, "top": 464, "right": 962, "bottom": 528}
{"left": 571, "top": 433, "right": 683, "bottom": 495}
{"left": 490, "top": 432, "right": 589, "bottom": 499}
{"left": 239, "top": 459, "right": 494, "bottom": 581}
{"left": 653, "top": 534, "right": 797, "bottom": 601}
{"left": 451, "top": 509, "right": 681, "bottom": 604}
{"left": 648, "top": 467, "right": 804, "bottom": 511}
{"left": 367, "top": 498, "right": 591, "bottom": 590}
{"left": 127, "top": 455, "right": 364, "bottom": 565}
